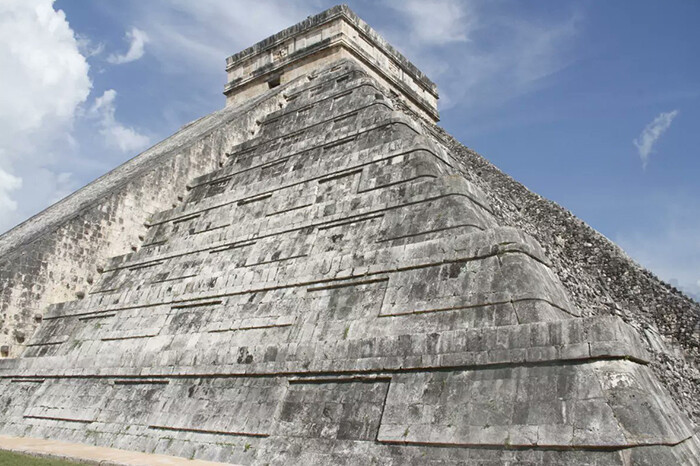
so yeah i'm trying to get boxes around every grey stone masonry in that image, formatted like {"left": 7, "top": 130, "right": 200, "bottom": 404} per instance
{"left": 0, "top": 5, "right": 698, "bottom": 466}
{"left": 223, "top": 5, "right": 439, "bottom": 122}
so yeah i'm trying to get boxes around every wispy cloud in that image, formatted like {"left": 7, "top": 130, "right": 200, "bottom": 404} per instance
{"left": 89, "top": 90, "right": 150, "bottom": 152}
{"left": 382, "top": 0, "right": 580, "bottom": 111}
{"left": 134, "top": 0, "right": 314, "bottom": 75}
{"left": 107, "top": 27, "right": 149, "bottom": 64}
{"left": 633, "top": 110, "right": 679, "bottom": 169}
{"left": 390, "top": 0, "right": 473, "bottom": 46}
{"left": 76, "top": 32, "right": 104, "bottom": 58}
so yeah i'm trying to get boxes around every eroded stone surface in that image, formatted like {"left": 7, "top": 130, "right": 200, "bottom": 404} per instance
{"left": 0, "top": 5, "right": 698, "bottom": 465}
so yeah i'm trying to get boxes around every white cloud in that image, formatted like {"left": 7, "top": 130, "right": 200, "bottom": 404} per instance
{"left": 0, "top": 168, "right": 22, "bottom": 213}
{"left": 107, "top": 27, "right": 149, "bottom": 64}
{"left": 633, "top": 110, "right": 679, "bottom": 169}
{"left": 90, "top": 89, "right": 151, "bottom": 152}
{"left": 0, "top": 0, "right": 91, "bottom": 233}
{"left": 0, "top": 0, "right": 90, "bottom": 134}
{"left": 389, "top": 0, "right": 473, "bottom": 46}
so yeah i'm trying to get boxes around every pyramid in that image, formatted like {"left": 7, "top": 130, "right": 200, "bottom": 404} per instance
{"left": 0, "top": 5, "right": 698, "bottom": 465}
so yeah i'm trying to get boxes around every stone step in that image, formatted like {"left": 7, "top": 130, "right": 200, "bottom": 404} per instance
{"left": 9, "top": 316, "right": 650, "bottom": 378}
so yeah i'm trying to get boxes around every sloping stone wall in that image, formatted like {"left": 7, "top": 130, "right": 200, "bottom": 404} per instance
{"left": 423, "top": 120, "right": 700, "bottom": 425}
{"left": 0, "top": 85, "right": 288, "bottom": 358}
{"left": 0, "top": 59, "right": 698, "bottom": 465}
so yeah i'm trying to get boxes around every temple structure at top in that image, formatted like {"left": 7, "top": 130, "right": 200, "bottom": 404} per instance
{"left": 223, "top": 5, "right": 439, "bottom": 122}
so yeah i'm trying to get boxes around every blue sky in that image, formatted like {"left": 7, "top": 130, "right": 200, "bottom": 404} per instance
{"left": 0, "top": 0, "right": 698, "bottom": 299}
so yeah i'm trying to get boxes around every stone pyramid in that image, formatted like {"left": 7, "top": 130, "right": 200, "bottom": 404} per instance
{"left": 1, "top": 5, "right": 698, "bottom": 465}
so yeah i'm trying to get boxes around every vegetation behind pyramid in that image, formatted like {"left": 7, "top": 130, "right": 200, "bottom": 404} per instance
{"left": 0, "top": 5, "right": 698, "bottom": 465}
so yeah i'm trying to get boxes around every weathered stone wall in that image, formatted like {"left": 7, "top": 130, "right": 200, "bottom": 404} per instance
{"left": 0, "top": 60, "right": 698, "bottom": 465}
{"left": 422, "top": 123, "right": 700, "bottom": 424}
{"left": 0, "top": 87, "right": 288, "bottom": 358}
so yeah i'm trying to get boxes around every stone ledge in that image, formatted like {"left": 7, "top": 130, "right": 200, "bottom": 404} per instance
{"left": 0, "top": 316, "right": 650, "bottom": 378}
